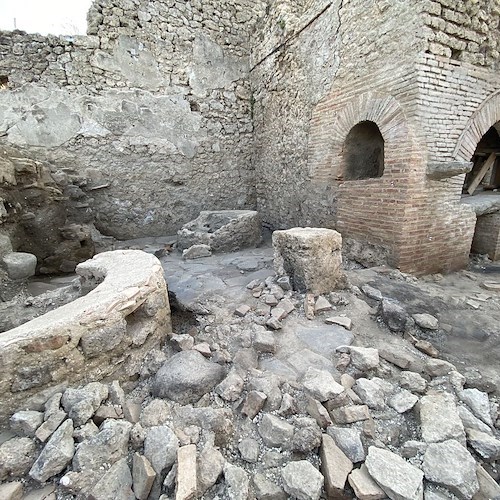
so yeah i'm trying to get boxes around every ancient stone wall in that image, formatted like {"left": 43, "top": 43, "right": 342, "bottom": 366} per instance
{"left": 0, "top": 0, "right": 267, "bottom": 239}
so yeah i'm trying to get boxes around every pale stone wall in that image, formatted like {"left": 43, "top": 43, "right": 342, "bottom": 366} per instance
{"left": 0, "top": 250, "right": 171, "bottom": 423}
{"left": 0, "top": 0, "right": 267, "bottom": 238}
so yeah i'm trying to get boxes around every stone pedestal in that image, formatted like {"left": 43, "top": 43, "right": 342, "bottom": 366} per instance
{"left": 273, "top": 228, "right": 345, "bottom": 294}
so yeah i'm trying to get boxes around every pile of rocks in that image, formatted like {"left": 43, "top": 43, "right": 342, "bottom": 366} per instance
{"left": 0, "top": 279, "right": 499, "bottom": 500}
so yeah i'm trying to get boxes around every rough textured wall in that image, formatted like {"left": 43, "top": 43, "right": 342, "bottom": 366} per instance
{"left": 0, "top": 0, "right": 266, "bottom": 239}
{"left": 251, "top": 0, "right": 342, "bottom": 230}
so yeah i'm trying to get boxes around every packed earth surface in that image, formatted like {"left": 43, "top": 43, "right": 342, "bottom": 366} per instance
{"left": 1, "top": 236, "right": 500, "bottom": 499}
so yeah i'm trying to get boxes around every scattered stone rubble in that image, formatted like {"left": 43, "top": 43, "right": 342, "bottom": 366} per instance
{"left": 1, "top": 251, "right": 499, "bottom": 499}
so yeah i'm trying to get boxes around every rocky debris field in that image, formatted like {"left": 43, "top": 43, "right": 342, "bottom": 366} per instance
{"left": 1, "top": 243, "right": 500, "bottom": 499}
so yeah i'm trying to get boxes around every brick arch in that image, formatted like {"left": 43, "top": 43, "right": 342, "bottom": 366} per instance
{"left": 308, "top": 92, "right": 414, "bottom": 182}
{"left": 453, "top": 90, "right": 500, "bottom": 162}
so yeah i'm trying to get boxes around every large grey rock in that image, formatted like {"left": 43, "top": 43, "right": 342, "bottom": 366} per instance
{"left": 399, "top": 371, "right": 427, "bottom": 394}
{"left": 459, "top": 388, "right": 493, "bottom": 426}
{"left": 353, "top": 378, "right": 386, "bottom": 410}
{"left": 144, "top": 426, "right": 179, "bottom": 475}
{"left": 9, "top": 410, "right": 44, "bottom": 437}
{"left": 380, "top": 299, "right": 409, "bottom": 332}
{"left": 89, "top": 458, "right": 134, "bottom": 500}
{"left": 61, "top": 382, "right": 109, "bottom": 427}
{"left": 418, "top": 393, "right": 465, "bottom": 443}
{"left": 2, "top": 252, "right": 37, "bottom": 279}
{"left": 365, "top": 446, "right": 424, "bottom": 500}
{"left": 458, "top": 405, "right": 492, "bottom": 434}
{"left": 422, "top": 440, "right": 479, "bottom": 499}
{"left": 327, "top": 426, "right": 365, "bottom": 463}
{"left": 258, "top": 414, "right": 294, "bottom": 448}
{"left": 152, "top": 350, "right": 225, "bottom": 404}
{"left": 291, "top": 417, "right": 322, "bottom": 453}
{"left": 177, "top": 210, "right": 261, "bottom": 252}
{"left": 0, "top": 437, "right": 37, "bottom": 480}
{"left": 273, "top": 227, "right": 345, "bottom": 294}
{"left": 302, "top": 367, "right": 344, "bottom": 402}
{"left": 197, "top": 445, "right": 225, "bottom": 495}
{"left": 282, "top": 460, "right": 324, "bottom": 500}
{"left": 29, "top": 419, "right": 74, "bottom": 483}
{"left": 132, "top": 453, "right": 156, "bottom": 500}
{"left": 224, "top": 463, "right": 249, "bottom": 500}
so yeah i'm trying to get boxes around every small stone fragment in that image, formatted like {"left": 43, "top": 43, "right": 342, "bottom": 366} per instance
{"left": 0, "top": 437, "right": 37, "bottom": 480}
{"left": 170, "top": 333, "right": 195, "bottom": 351}
{"left": 304, "top": 293, "right": 316, "bottom": 319}
{"left": 331, "top": 405, "right": 371, "bottom": 424}
{"left": 388, "top": 389, "right": 419, "bottom": 413}
{"left": 282, "top": 460, "right": 323, "bottom": 500}
{"left": 224, "top": 463, "right": 249, "bottom": 500}
{"left": 466, "top": 428, "right": 500, "bottom": 461}
{"left": 197, "top": 445, "right": 224, "bottom": 496}
{"left": 238, "top": 438, "right": 259, "bottom": 463}
{"left": 348, "top": 464, "right": 386, "bottom": 500}
{"left": 475, "top": 465, "right": 500, "bottom": 500}
{"left": 266, "top": 317, "right": 282, "bottom": 330}
{"left": 325, "top": 316, "right": 352, "bottom": 330}
{"left": 425, "top": 359, "right": 456, "bottom": 377}
{"left": 215, "top": 370, "right": 245, "bottom": 402}
{"left": 380, "top": 298, "right": 409, "bottom": 332}
{"left": 414, "top": 340, "right": 439, "bottom": 358}
{"left": 9, "top": 410, "right": 44, "bottom": 437}
{"left": 302, "top": 367, "right": 344, "bottom": 402}
{"left": 413, "top": 313, "right": 439, "bottom": 330}
{"left": 459, "top": 388, "right": 493, "bottom": 426}
{"left": 399, "top": 371, "right": 427, "bottom": 394}
{"left": 306, "top": 397, "right": 332, "bottom": 428}
{"left": 327, "top": 426, "right": 365, "bottom": 463}
{"left": 235, "top": 305, "right": 251, "bottom": 317}
{"left": 362, "top": 285, "right": 383, "bottom": 301}
{"left": 89, "top": 457, "right": 134, "bottom": 500}
{"left": 176, "top": 445, "right": 197, "bottom": 500}
{"left": 182, "top": 244, "right": 211, "bottom": 260}
{"left": 144, "top": 426, "right": 179, "bottom": 475}
{"left": 253, "top": 473, "right": 287, "bottom": 500}
{"left": 253, "top": 328, "right": 276, "bottom": 353}
{"left": 315, "top": 295, "right": 332, "bottom": 313}
{"left": 258, "top": 414, "right": 294, "bottom": 448}
{"left": 241, "top": 391, "right": 267, "bottom": 419}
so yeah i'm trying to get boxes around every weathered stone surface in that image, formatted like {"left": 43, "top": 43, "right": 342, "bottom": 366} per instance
{"left": 132, "top": 453, "right": 156, "bottom": 500}
{"left": 2, "top": 252, "right": 37, "bottom": 279}
{"left": 144, "top": 426, "right": 179, "bottom": 475}
{"left": 425, "top": 359, "right": 456, "bottom": 377}
{"left": 327, "top": 426, "right": 365, "bottom": 463}
{"left": 321, "top": 434, "right": 353, "bottom": 497}
{"left": 362, "top": 285, "right": 383, "bottom": 301}
{"left": 365, "top": 446, "right": 424, "bottom": 500}
{"left": 353, "top": 378, "right": 386, "bottom": 410}
{"left": 306, "top": 397, "right": 332, "bottom": 428}
{"left": 253, "top": 473, "right": 287, "bottom": 500}
{"left": 331, "top": 405, "right": 371, "bottom": 424}
{"left": 418, "top": 393, "right": 465, "bottom": 443}
{"left": 89, "top": 457, "right": 134, "bottom": 500}
{"left": 422, "top": 440, "right": 479, "bottom": 499}
{"left": 9, "top": 410, "right": 44, "bottom": 437}
{"left": 380, "top": 299, "right": 409, "bottom": 332}
{"left": 458, "top": 405, "right": 492, "bottom": 434}
{"left": 215, "top": 370, "right": 245, "bottom": 402}
{"left": 348, "top": 464, "right": 386, "bottom": 500}
{"left": 474, "top": 465, "right": 500, "bottom": 500}
{"left": 177, "top": 210, "right": 261, "bottom": 253}
{"left": 182, "top": 244, "right": 212, "bottom": 260}
{"left": 197, "top": 445, "right": 225, "bottom": 496}
{"left": 388, "top": 389, "right": 419, "bottom": 413}
{"left": 0, "top": 482, "right": 23, "bottom": 500}
{"left": 258, "top": 414, "right": 294, "bottom": 448}
{"left": 325, "top": 316, "right": 352, "bottom": 330}
{"left": 224, "top": 463, "right": 249, "bottom": 500}
{"left": 273, "top": 228, "right": 345, "bottom": 294}
{"left": 30, "top": 419, "right": 74, "bottom": 483}
{"left": 413, "top": 313, "right": 439, "bottom": 330}
{"left": 152, "top": 350, "right": 225, "bottom": 404}
{"left": 253, "top": 328, "right": 276, "bottom": 354}
{"left": 291, "top": 417, "right": 322, "bottom": 453}
{"left": 0, "top": 437, "right": 37, "bottom": 480}
{"left": 238, "top": 438, "right": 259, "bottom": 463}
{"left": 315, "top": 295, "right": 332, "bottom": 313}
{"left": 282, "top": 461, "right": 323, "bottom": 500}
{"left": 466, "top": 428, "right": 500, "bottom": 460}
{"left": 347, "top": 346, "right": 379, "bottom": 371}
{"left": 399, "top": 371, "right": 427, "bottom": 394}
{"left": 302, "top": 367, "right": 344, "bottom": 402}
{"left": 459, "top": 388, "right": 493, "bottom": 426}
{"left": 176, "top": 445, "right": 197, "bottom": 500}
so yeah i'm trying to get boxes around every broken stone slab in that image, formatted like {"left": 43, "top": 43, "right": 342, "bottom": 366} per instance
{"left": 412, "top": 313, "right": 439, "bottom": 330}
{"left": 315, "top": 295, "right": 332, "bottom": 313}
{"left": 29, "top": 419, "right": 74, "bottom": 483}
{"left": 379, "top": 347, "right": 423, "bottom": 372}
{"left": 241, "top": 390, "right": 267, "bottom": 419}
{"left": 388, "top": 389, "right": 419, "bottom": 413}
{"left": 302, "top": 367, "right": 345, "bottom": 402}
{"left": 9, "top": 410, "right": 44, "bottom": 437}
{"left": 325, "top": 315, "right": 353, "bottom": 330}
{"left": 215, "top": 370, "right": 245, "bottom": 402}
{"left": 258, "top": 413, "right": 294, "bottom": 448}
{"left": 253, "top": 328, "right": 276, "bottom": 354}
{"left": 348, "top": 464, "right": 386, "bottom": 500}
{"left": 339, "top": 346, "right": 379, "bottom": 371}
{"left": 422, "top": 440, "right": 479, "bottom": 499}
{"left": 273, "top": 227, "right": 345, "bottom": 294}
{"left": 223, "top": 462, "right": 249, "bottom": 500}
{"left": 282, "top": 460, "right": 324, "bottom": 500}
{"left": 177, "top": 210, "right": 261, "bottom": 252}
{"left": 152, "top": 350, "right": 225, "bottom": 405}
{"left": 321, "top": 433, "right": 353, "bottom": 497}
{"left": 466, "top": 428, "right": 500, "bottom": 461}
{"left": 197, "top": 444, "right": 224, "bottom": 496}
{"left": 418, "top": 393, "right": 465, "bottom": 444}
{"left": 132, "top": 453, "right": 156, "bottom": 500}
{"left": 306, "top": 397, "right": 332, "bottom": 429}
{"left": 353, "top": 378, "right": 387, "bottom": 410}
{"left": 481, "top": 281, "right": 500, "bottom": 292}
{"left": 1, "top": 252, "right": 37, "bottom": 280}
{"left": 327, "top": 426, "right": 366, "bottom": 463}
{"left": 365, "top": 446, "right": 424, "bottom": 500}
{"left": 176, "top": 444, "right": 197, "bottom": 500}
{"left": 182, "top": 244, "right": 212, "bottom": 260}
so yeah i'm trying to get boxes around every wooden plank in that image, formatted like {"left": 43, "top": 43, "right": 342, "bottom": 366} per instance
{"left": 467, "top": 152, "right": 496, "bottom": 195}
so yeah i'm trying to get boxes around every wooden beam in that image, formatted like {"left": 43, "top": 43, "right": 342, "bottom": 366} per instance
{"left": 467, "top": 152, "right": 496, "bottom": 195}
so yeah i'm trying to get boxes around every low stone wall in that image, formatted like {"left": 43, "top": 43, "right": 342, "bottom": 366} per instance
{"left": 0, "top": 250, "right": 171, "bottom": 423}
